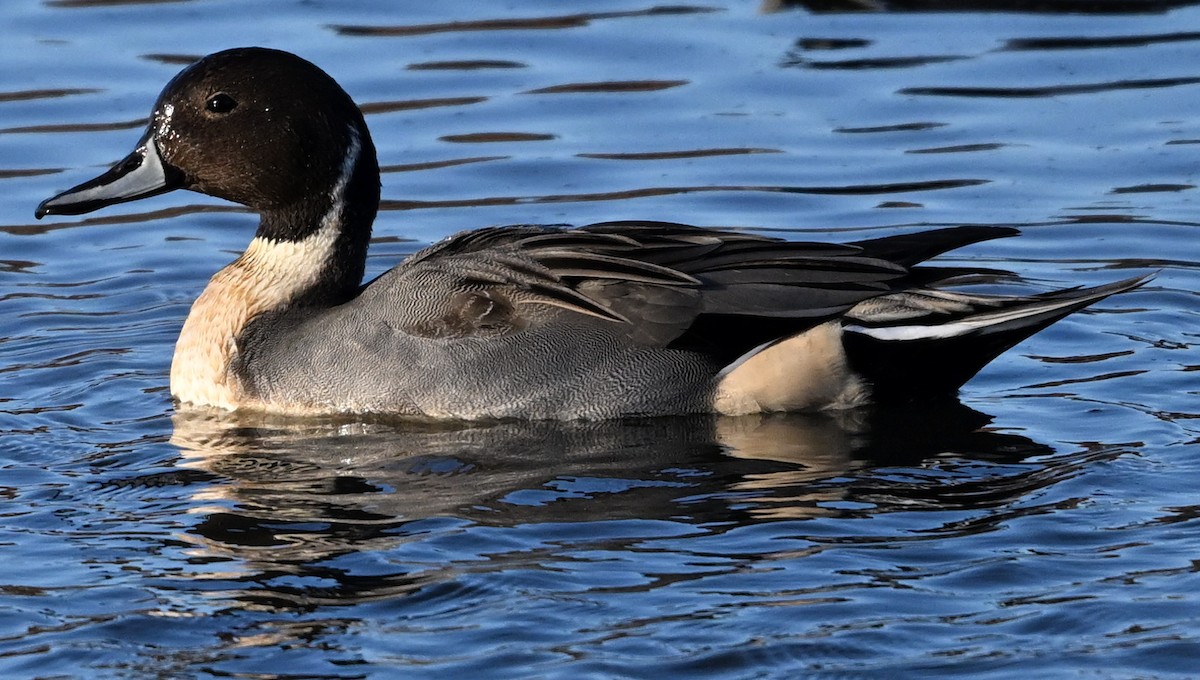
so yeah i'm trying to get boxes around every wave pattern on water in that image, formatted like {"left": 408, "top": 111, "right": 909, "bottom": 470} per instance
{"left": 0, "top": 0, "right": 1197, "bottom": 678}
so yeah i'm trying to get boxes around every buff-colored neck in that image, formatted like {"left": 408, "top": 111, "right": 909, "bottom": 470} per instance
{"left": 169, "top": 226, "right": 342, "bottom": 409}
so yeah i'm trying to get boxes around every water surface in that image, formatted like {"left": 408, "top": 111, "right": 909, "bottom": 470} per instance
{"left": 0, "top": 1, "right": 1198, "bottom": 677}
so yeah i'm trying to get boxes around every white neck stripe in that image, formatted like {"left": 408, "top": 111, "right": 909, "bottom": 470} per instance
{"left": 324, "top": 124, "right": 361, "bottom": 233}
{"left": 240, "top": 124, "right": 362, "bottom": 286}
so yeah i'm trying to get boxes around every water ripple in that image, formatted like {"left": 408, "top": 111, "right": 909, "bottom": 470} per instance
{"left": 329, "top": 6, "right": 720, "bottom": 37}
{"left": 0, "top": 1, "right": 1196, "bottom": 677}
{"left": 901, "top": 75, "right": 1200, "bottom": 98}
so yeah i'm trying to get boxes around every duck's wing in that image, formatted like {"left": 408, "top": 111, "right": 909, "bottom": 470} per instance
{"left": 362, "top": 221, "right": 917, "bottom": 349}
{"left": 363, "top": 224, "right": 703, "bottom": 344}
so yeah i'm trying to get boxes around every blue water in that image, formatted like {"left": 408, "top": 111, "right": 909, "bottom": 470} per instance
{"left": 1, "top": 1, "right": 1198, "bottom": 677}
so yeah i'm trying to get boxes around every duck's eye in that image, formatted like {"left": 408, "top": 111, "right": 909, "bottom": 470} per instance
{"left": 205, "top": 93, "right": 238, "bottom": 114}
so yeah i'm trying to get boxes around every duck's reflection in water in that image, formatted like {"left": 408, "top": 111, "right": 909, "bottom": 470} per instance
{"left": 119, "top": 400, "right": 1127, "bottom": 671}
{"left": 169, "top": 401, "right": 1050, "bottom": 543}
{"left": 156, "top": 403, "right": 1118, "bottom": 617}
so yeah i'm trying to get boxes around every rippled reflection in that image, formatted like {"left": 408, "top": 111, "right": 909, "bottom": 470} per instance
{"left": 160, "top": 401, "right": 1063, "bottom": 615}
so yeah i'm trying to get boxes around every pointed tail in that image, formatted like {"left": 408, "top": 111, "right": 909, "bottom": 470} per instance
{"left": 841, "top": 275, "right": 1150, "bottom": 399}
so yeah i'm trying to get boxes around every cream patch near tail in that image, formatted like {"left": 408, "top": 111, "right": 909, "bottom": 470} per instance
{"left": 713, "top": 322, "right": 869, "bottom": 415}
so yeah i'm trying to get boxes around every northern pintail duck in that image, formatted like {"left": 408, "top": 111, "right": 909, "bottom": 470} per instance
{"left": 36, "top": 47, "right": 1145, "bottom": 419}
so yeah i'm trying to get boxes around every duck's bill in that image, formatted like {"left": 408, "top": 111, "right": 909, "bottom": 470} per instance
{"left": 35, "top": 138, "right": 184, "bottom": 218}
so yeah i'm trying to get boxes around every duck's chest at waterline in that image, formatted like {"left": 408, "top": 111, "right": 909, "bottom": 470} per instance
{"left": 169, "top": 251, "right": 318, "bottom": 411}
{"left": 169, "top": 231, "right": 346, "bottom": 411}
{"left": 169, "top": 268, "right": 263, "bottom": 410}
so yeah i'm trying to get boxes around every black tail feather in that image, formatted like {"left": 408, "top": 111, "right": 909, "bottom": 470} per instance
{"left": 851, "top": 226, "right": 1019, "bottom": 267}
{"left": 843, "top": 275, "right": 1150, "bottom": 400}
